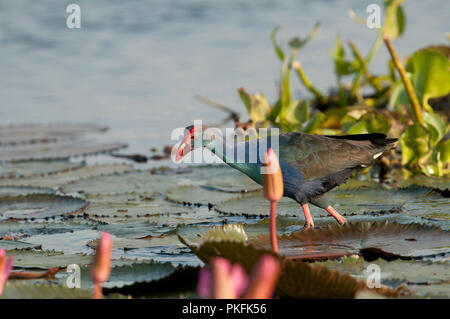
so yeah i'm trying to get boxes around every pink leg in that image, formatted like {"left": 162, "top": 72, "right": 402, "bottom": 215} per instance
{"left": 326, "top": 205, "right": 347, "bottom": 225}
{"left": 301, "top": 204, "right": 314, "bottom": 229}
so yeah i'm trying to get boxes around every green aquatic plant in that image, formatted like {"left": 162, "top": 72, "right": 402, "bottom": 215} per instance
{"left": 228, "top": 0, "right": 449, "bottom": 178}
{"left": 384, "top": 39, "right": 450, "bottom": 176}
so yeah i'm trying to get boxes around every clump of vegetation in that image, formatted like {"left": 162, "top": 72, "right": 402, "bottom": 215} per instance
{"left": 210, "top": 0, "right": 449, "bottom": 177}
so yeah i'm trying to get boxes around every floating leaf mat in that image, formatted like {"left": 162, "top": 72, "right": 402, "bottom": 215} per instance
{"left": 167, "top": 185, "right": 243, "bottom": 205}
{"left": 0, "top": 139, "right": 127, "bottom": 162}
{"left": 0, "top": 164, "right": 131, "bottom": 188}
{"left": 0, "top": 282, "right": 93, "bottom": 299}
{"left": 0, "top": 194, "right": 88, "bottom": 220}
{"left": 0, "top": 123, "right": 108, "bottom": 145}
{"left": 61, "top": 170, "right": 182, "bottom": 196}
{"left": 179, "top": 237, "right": 402, "bottom": 298}
{"left": 250, "top": 221, "right": 450, "bottom": 260}
{"left": 0, "top": 186, "right": 55, "bottom": 197}
{"left": 0, "top": 161, "right": 84, "bottom": 179}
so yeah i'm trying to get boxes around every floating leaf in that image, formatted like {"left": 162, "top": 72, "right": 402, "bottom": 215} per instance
{"left": 87, "top": 233, "right": 182, "bottom": 251}
{"left": 66, "top": 260, "right": 199, "bottom": 295}
{"left": 83, "top": 195, "right": 195, "bottom": 219}
{"left": 176, "top": 219, "right": 311, "bottom": 248}
{"left": 406, "top": 283, "right": 450, "bottom": 298}
{"left": 61, "top": 170, "right": 180, "bottom": 196}
{"left": 0, "top": 282, "right": 93, "bottom": 299}
{"left": 0, "top": 220, "right": 93, "bottom": 242}
{"left": 167, "top": 186, "right": 242, "bottom": 205}
{"left": 0, "top": 161, "right": 84, "bottom": 179}
{"left": 318, "top": 256, "right": 450, "bottom": 285}
{"left": 201, "top": 223, "right": 248, "bottom": 243}
{"left": 0, "top": 123, "right": 108, "bottom": 146}
{"left": 0, "top": 194, "right": 88, "bottom": 220}
{"left": 0, "top": 139, "right": 127, "bottom": 162}
{"left": 177, "top": 165, "right": 261, "bottom": 193}
{"left": 181, "top": 239, "right": 399, "bottom": 298}
{"left": 0, "top": 164, "right": 131, "bottom": 188}
{"left": 250, "top": 221, "right": 450, "bottom": 260}
{"left": 97, "top": 220, "right": 176, "bottom": 240}
{"left": 0, "top": 240, "right": 40, "bottom": 251}
{"left": 93, "top": 206, "right": 223, "bottom": 229}
{"left": 23, "top": 229, "right": 100, "bottom": 255}
{"left": 0, "top": 186, "right": 55, "bottom": 197}
{"left": 215, "top": 188, "right": 405, "bottom": 218}
{"left": 10, "top": 250, "right": 92, "bottom": 270}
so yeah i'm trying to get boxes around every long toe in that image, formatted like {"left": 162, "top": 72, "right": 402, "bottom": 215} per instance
{"left": 326, "top": 206, "right": 347, "bottom": 225}
{"left": 304, "top": 222, "right": 314, "bottom": 229}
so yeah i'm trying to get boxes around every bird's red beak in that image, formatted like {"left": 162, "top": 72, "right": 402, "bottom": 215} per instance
{"left": 176, "top": 127, "right": 195, "bottom": 161}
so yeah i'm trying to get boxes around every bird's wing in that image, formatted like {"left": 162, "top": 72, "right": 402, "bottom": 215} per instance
{"left": 278, "top": 132, "right": 377, "bottom": 181}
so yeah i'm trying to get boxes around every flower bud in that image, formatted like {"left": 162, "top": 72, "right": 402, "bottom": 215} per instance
{"left": 243, "top": 254, "right": 280, "bottom": 299}
{"left": 91, "top": 232, "right": 112, "bottom": 284}
{"left": 262, "top": 148, "right": 284, "bottom": 201}
{"left": 0, "top": 249, "right": 13, "bottom": 295}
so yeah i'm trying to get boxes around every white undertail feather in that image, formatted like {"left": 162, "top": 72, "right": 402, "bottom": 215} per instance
{"left": 373, "top": 152, "right": 383, "bottom": 159}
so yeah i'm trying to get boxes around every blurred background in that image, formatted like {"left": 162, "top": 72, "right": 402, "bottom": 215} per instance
{"left": 0, "top": 0, "right": 448, "bottom": 153}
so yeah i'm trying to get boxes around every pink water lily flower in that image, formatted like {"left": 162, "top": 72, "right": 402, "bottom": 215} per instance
{"left": 262, "top": 148, "right": 284, "bottom": 253}
{"left": 197, "top": 254, "right": 280, "bottom": 299}
{"left": 91, "top": 232, "right": 112, "bottom": 299}
{"left": 0, "top": 249, "right": 13, "bottom": 296}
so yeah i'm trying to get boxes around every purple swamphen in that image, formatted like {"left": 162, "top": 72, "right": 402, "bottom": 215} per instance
{"left": 176, "top": 125, "right": 397, "bottom": 228}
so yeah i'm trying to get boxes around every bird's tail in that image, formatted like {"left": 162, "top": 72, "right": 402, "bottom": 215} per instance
{"left": 326, "top": 133, "right": 397, "bottom": 151}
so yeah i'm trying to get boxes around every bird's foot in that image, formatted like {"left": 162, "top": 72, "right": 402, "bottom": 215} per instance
{"left": 302, "top": 222, "right": 314, "bottom": 230}
{"left": 326, "top": 206, "right": 347, "bottom": 225}
{"left": 301, "top": 204, "right": 315, "bottom": 230}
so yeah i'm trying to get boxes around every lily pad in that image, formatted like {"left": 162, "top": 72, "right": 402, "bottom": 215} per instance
{"left": 317, "top": 256, "right": 450, "bottom": 285}
{"left": 87, "top": 233, "right": 182, "bottom": 250}
{"left": 76, "top": 260, "right": 198, "bottom": 292}
{"left": 22, "top": 229, "right": 100, "bottom": 255}
{"left": 92, "top": 207, "right": 223, "bottom": 229}
{"left": 167, "top": 185, "right": 243, "bottom": 205}
{"left": 97, "top": 221, "right": 176, "bottom": 239}
{"left": 0, "top": 194, "right": 88, "bottom": 220}
{"left": 0, "top": 220, "right": 93, "bottom": 241}
{"left": 178, "top": 165, "right": 261, "bottom": 193}
{"left": 0, "top": 123, "right": 108, "bottom": 145}
{"left": 0, "top": 161, "right": 84, "bottom": 179}
{"left": 0, "top": 139, "right": 127, "bottom": 162}
{"left": 180, "top": 238, "right": 400, "bottom": 298}
{"left": 61, "top": 170, "right": 181, "bottom": 196}
{"left": 0, "top": 240, "right": 41, "bottom": 250}
{"left": 215, "top": 188, "right": 405, "bottom": 218}
{"left": 9, "top": 250, "right": 92, "bottom": 270}
{"left": 250, "top": 221, "right": 450, "bottom": 260}
{"left": 0, "top": 282, "right": 93, "bottom": 299}
{"left": 0, "top": 186, "right": 55, "bottom": 197}
{"left": 83, "top": 195, "right": 195, "bottom": 218}
{"left": 0, "top": 164, "right": 131, "bottom": 188}
{"left": 407, "top": 283, "right": 450, "bottom": 298}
